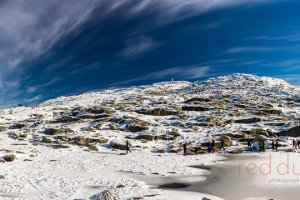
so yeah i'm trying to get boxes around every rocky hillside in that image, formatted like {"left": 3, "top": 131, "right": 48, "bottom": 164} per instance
{"left": 0, "top": 73, "right": 300, "bottom": 157}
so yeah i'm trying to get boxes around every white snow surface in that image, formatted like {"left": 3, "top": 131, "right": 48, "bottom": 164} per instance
{"left": 0, "top": 73, "right": 299, "bottom": 199}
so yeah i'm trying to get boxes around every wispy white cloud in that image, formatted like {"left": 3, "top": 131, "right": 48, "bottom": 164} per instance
{"left": 226, "top": 46, "right": 277, "bottom": 53}
{"left": 120, "top": 36, "right": 156, "bottom": 58}
{"left": 254, "top": 33, "right": 300, "bottom": 42}
{"left": 0, "top": 0, "right": 276, "bottom": 106}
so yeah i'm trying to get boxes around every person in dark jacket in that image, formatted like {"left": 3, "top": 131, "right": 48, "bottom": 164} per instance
{"left": 207, "top": 141, "right": 212, "bottom": 153}
{"left": 220, "top": 138, "right": 225, "bottom": 150}
{"left": 271, "top": 140, "right": 275, "bottom": 151}
{"left": 211, "top": 139, "right": 216, "bottom": 153}
{"left": 126, "top": 140, "right": 131, "bottom": 154}
{"left": 183, "top": 143, "right": 187, "bottom": 156}
{"left": 293, "top": 139, "right": 297, "bottom": 150}
{"left": 247, "top": 140, "right": 252, "bottom": 150}
{"left": 275, "top": 141, "right": 279, "bottom": 152}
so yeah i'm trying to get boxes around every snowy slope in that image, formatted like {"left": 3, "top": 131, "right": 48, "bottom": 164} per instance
{"left": 0, "top": 73, "right": 299, "bottom": 199}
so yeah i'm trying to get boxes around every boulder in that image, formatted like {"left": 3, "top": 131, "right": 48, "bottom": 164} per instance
{"left": 8, "top": 132, "right": 19, "bottom": 140}
{"left": 0, "top": 126, "right": 7, "bottom": 132}
{"left": 124, "top": 117, "right": 150, "bottom": 132}
{"left": 244, "top": 129, "right": 270, "bottom": 138}
{"left": 284, "top": 125, "right": 300, "bottom": 137}
{"left": 88, "top": 145, "right": 99, "bottom": 152}
{"left": 52, "top": 116, "right": 81, "bottom": 123}
{"left": 182, "top": 106, "right": 210, "bottom": 112}
{"left": 159, "top": 134, "right": 177, "bottom": 140}
{"left": 255, "top": 134, "right": 268, "bottom": 142}
{"left": 87, "top": 107, "right": 115, "bottom": 114}
{"left": 72, "top": 136, "right": 109, "bottom": 146}
{"left": 158, "top": 149, "right": 165, "bottom": 153}
{"left": 185, "top": 97, "right": 211, "bottom": 103}
{"left": 9, "top": 123, "right": 26, "bottom": 129}
{"left": 42, "top": 136, "right": 52, "bottom": 143}
{"left": 3, "top": 154, "right": 16, "bottom": 162}
{"left": 51, "top": 144, "right": 70, "bottom": 149}
{"left": 110, "top": 139, "right": 131, "bottom": 150}
{"left": 226, "top": 147, "right": 244, "bottom": 154}
{"left": 143, "top": 108, "right": 182, "bottom": 116}
{"left": 235, "top": 117, "right": 261, "bottom": 124}
{"left": 218, "top": 135, "right": 233, "bottom": 147}
{"left": 54, "top": 135, "right": 72, "bottom": 142}
{"left": 135, "top": 134, "right": 154, "bottom": 141}
{"left": 44, "top": 128, "right": 73, "bottom": 135}
{"left": 224, "top": 132, "right": 245, "bottom": 139}
{"left": 169, "top": 147, "right": 183, "bottom": 153}
{"left": 89, "top": 190, "right": 116, "bottom": 200}
{"left": 254, "top": 109, "right": 282, "bottom": 115}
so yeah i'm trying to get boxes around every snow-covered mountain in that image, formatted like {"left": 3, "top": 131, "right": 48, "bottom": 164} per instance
{"left": 0, "top": 73, "right": 300, "bottom": 199}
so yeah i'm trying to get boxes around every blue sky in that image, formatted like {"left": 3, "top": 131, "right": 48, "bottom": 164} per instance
{"left": 0, "top": 0, "right": 299, "bottom": 107}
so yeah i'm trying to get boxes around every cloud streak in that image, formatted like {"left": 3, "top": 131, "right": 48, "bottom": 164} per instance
{"left": 0, "top": 0, "right": 277, "bottom": 106}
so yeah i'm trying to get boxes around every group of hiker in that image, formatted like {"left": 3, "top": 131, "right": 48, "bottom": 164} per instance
{"left": 183, "top": 138, "right": 226, "bottom": 156}
{"left": 124, "top": 138, "right": 299, "bottom": 155}
{"left": 247, "top": 140, "right": 279, "bottom": 152}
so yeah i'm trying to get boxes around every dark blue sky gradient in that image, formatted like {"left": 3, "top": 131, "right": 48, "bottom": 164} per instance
{"left": 1, "top": 0, "right": 300, "bottom": 106}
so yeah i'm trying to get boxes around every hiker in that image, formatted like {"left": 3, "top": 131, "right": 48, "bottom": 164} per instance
{"left": 298, "top": 140, "right": 300, "bottom": 149}
{"left": 126, "top": 140, "right": 131, "bottom": 154}
{"left": 211, "top": 139, "right": 216, "bottom": 153}
{"left": 183, "top": 143, "right": 187, "bottom": 156}
{"left": 275, "top": 141, "right": 279, "bottom": 152}
{"left": 194, "top": 147, "right": 199, "bottom": 155}
{"left": 247, "top": 140, "right": 252, "bottom": 150}
{"left": 271, "top": 140, "right": 275, "bottom": 150}
{"left": 220, "top": 138, "right": 225, "bottom": 150}
{"left": 260, "top": 141, "right": 265, "bottom": 152}
{"left": 293, "top": 139, "right": 297, "bottom": 150}
{"left": 207, "top": 141, "right": 212, "bottom": 153}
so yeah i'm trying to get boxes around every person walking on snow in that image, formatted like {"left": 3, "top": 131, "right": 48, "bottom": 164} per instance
{"left": 220, "top": 138, "right": 225, "bottom": 150}
{"left": 293, "top": 139, "right": 296, "bottom": 150}
{"left": 126, "top": 140, "right": 131, "bottom": 154}
{"left": 247, "top": 140, "right": 252, "bottom": 151}
{"left": 183, "top": 143, "right": 187, "bottom": 156}
{"left": 271, "top": 140, "right": 275, "bottom": 151}
{"left": 275, "top": 141, "right": 279, "bottom": 152}
{"left": 211, "top": 139, "right": 216, "bottom": 153}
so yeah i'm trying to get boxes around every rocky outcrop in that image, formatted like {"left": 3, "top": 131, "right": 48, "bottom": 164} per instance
{"left": 135, "top": 134, "right": 155, "bottom": 141}
{"left": 3, "top": 154, "right": 16, "bottom": 162}
{"left": 235, "top": 117, "right": 261, "bottom": 124}
{"left": 217, "top": 135, "right": 233, "bottom": 147}
{"left": 42, "top": 136, "right": 52, "bottom": 143}
{"left": 72, "top": 136, "right": 108, "bottom": 146}
{"left": 182, "top": 106, "right": 210, "bottom": 112}
{"left": 226, "top": 147, "right": 244, "bottom": 154}
{"left": 284, "top": 125, "right": 300, "bottom": 137}
{"left": 140, "top": 108, "right": 182, "bottom": 116}
{"left": 89, "top": 190, "right": 116, "bottom": 200}
{"left": 9, "top": 123, "right": 26, "bottom": 129}
{"left": 124, "top": 116, "right": 150, "bottom": 132}
{"left": 87, "top": 107, "right": 115, "bottom": 114}
{"left": 44, "top": 128, "right": 73, "bottom": 135}
{"left": 185, "top": 97, "right": 211, "bottom": 103}
{"left": 110, "top": 139, "right": 131, "bottom": 150}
